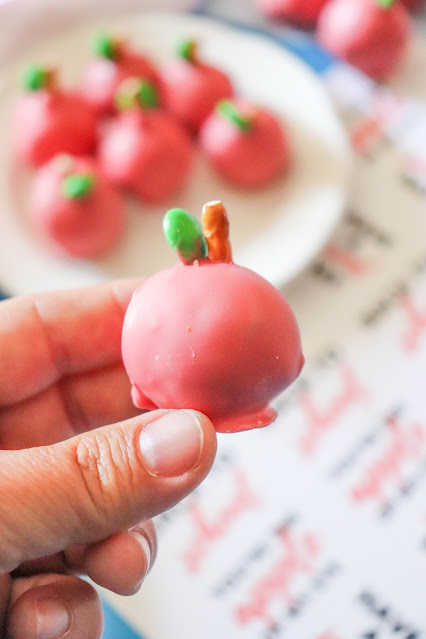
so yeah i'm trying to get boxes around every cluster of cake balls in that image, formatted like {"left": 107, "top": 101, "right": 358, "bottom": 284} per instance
{"left": 13, "top": 33, "right": 292, "bottom": 259}
{"left": 256, "top": 0, "right": 421, "bottom": 82}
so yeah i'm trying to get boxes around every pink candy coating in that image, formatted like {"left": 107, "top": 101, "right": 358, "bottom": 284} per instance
{"left": 13, "top": 91, "right": 98, "bottom": 168}
{"left": 256, "top": 0, "right": 329, "bottom": 24}
{"left": 160, "top": 59, "right": 233, "bottom": 134}
{"left": 98, "top": 110, "right": 194, "bottom": 203}
{"left": 402, "top": 0, "right": 422, "bottom": 10}
{"left": 29, "top": 156, "right": 124, "bottom": 258}
{"left": 121, "top": 260, "right": 304, "bottom": 433}
{"left": 80, "top": 49, "right": 161, "bottom": 116}
{"left": 317, "top": 0, "right": 411, "bottom": 81}
{"left": 199, "top": 101, "right": 291, "bottom": 188}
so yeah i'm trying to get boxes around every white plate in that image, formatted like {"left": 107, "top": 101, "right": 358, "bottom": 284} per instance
{"left": 0, "top": 12, "right": 351, "bottom": 295}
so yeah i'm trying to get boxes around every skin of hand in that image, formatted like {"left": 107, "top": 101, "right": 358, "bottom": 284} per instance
{"left": 0, "top": 279, "right": 217, "bottom": 639}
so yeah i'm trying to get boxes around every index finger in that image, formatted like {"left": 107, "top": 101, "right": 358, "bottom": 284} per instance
{"left": 0, "top": 278, "right": 143, "bottom": 407}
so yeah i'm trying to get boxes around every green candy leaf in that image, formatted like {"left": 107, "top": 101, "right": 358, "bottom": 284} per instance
{"left": 22, "top": 65, "right": 49, "bottom": 92}
{"left": 376, "top": 0, "right": 396, "bottom": 8}
{"left": 177, "top": 39, "right": 197, "bottom": 63}
{"left": 62, "top": 174, "right": 95, "bottom": 200}
{"left": 94, "top": 32, "right": 119, "bottom": 60}
{"left": 137, "top": 80, "right": 159, "bottom": 108}
{"left": 115, "top": 78, "right": 159, "bottom": 110}
{"left": 163, "top": 208, "right": 208, "bottom": 264}
{"left": 216, "top": 100, "right": 253, "bottom": 133}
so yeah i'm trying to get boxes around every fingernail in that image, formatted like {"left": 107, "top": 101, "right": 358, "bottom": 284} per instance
{"left": 35, "top": 599, "right": 71, "bottom": 639}
{"left": 139, "top": 410, "right": 203, "bottom": 477}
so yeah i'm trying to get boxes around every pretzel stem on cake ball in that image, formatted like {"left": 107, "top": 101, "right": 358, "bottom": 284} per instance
{"left": 202, "top": 200, "right": 233, "bottom": 263}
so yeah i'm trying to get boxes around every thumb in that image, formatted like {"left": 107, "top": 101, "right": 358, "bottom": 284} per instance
{"left": 0, "top": 409, "right": 217, "bottom": 574}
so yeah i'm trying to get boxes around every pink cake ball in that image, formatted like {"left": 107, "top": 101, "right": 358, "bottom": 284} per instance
{"left": 160, "top": 39, "right": 234, "bottom": 134}
{"left": 256, "top": 0, "right": 329, "bottom": 24}
{"left": 14, "top": 66, "right": 98, "bottom": 168}
{"left": 80, "top": 32, "right": 162, "bottom": 116}
{"left": 402, "top": 0, "right": 422, "bottom": 10}
{"left": 29, "top": 155, "right": 124, "bottom": 258}
{"left": 99, "top": 78, "right": 194, "bottom": 203}
{"left": 317, "top": 0, "right": 411, "bottom": 81}
{"left": 199, "top": 99, "right": 291, "bottom": 188}
{"left": 121, "top": 202, "right": 304, "bottom": 433}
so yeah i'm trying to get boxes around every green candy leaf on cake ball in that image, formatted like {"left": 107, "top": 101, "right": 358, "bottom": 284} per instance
{"left": 216, "top": 99, "right": 253, "bottom": 133}
{"left": 178, "top": 39, "right": 197, "bottom": 63}
{"left": 62, "top": 174, "right": 95, "bottom": 200}
{"left": 137, "top": 80, "right": 159, "bottom": 108}
{"left": 94, "top": 32, "right": 119, "bottom": 60}
{"left": 22, "top": 65, "right": 51, "bottom": 91}
{"left": 376, "top": 0, "right": 396, "bottom": 8}
{"left": 115, "top": 78, "right": 159, "bottom": 110}
{"left": 163, "top": 208, "right": 208, "bottom": 265}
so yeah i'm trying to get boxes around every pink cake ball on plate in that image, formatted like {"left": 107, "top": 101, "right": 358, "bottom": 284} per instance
{"left": 29, "top": 154, "right": 124, "bottom": 258}
{"left": 256, "top": 0, "right": 329, "bottom": 24}
{"left": 401, "top": 0, "right": 422, "bottom": 10}
{"left": 121, "top": 202, "right": 304, "bottom": 434}
{"left": 14, "top": 66, "right": 98, "bottom": 168}
{"left": 317, "top": 0, "right": 411, "bottom": 81}
{"left": 160, "top": 39, "right": 234, "bottom": 134}
{"left": 99, "top": 78, "right": 194, "bottom": 203}
{"left": 80, "top": 32, "right": 162, "bottom": 116}
{"left": 199, "top": 98, "right": 292, "bottom": 188}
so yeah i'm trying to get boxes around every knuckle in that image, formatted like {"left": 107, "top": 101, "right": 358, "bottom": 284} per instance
{"left": 74, "top": 430, "right": 137, "bottom": 526}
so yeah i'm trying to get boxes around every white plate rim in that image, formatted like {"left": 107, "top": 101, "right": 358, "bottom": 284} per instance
{"left": 0, "top": 10, "right": 352, "bottom": 295}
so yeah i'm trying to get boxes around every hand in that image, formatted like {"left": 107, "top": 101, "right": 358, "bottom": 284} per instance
{"left": 0, "top": 280, "right": 217, "bottom": 639}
